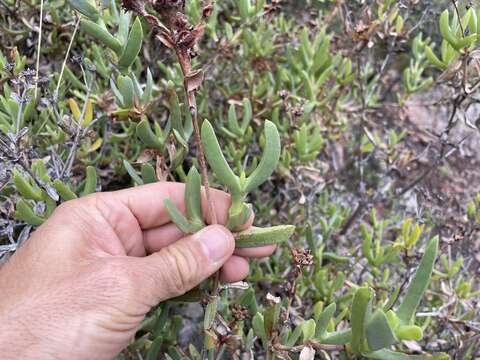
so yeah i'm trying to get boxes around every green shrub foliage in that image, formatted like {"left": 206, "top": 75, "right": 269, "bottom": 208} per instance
{"left": 1, "top": 0, "right": 479, "bottom": 358}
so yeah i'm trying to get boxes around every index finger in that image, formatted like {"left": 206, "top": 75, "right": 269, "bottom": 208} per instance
{"left": 101, "top": 181, "right": 253, "bottom": 230}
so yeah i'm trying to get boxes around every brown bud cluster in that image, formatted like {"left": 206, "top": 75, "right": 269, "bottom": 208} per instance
{"left": 291, "top": 248, "right": 314, "bottom": 267}
{"left": 230, "top": 304, "right": 249, "bottom": 321}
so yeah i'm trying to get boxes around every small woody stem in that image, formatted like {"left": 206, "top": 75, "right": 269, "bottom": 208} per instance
{"left": 173, "top": 45, "right": 221, "bottom": 310}
{"left": 174, "top": 46, "right": 218, "bottom": 225}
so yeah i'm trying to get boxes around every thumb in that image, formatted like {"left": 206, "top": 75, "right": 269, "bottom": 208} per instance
{"left": 136, "top": 225, "right": 235, "bottom": 303}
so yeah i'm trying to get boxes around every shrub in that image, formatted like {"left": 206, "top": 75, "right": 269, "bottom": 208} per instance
{"left": 1, "top": 0, "right": 479, "bottom": 358}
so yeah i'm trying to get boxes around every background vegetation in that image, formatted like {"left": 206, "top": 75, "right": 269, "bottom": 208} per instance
{"left": 0, "top": 0, "right": 479, "bottom": 359}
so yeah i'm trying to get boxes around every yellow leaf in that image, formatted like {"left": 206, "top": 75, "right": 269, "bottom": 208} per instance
{"left": 82, "top": 98, "right": 94, "bottom": 128}
{"left": 88, "top": 137, "right": 103, "bottom": 153}
{"left": 68, "top": 98, "right": 81, "bottom": 121}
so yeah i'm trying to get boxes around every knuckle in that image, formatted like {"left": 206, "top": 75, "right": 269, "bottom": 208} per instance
{"left": 51, "top": 196, "right": 102, "bottom": 232}
{"left": 157, "top": 244, "right": 201, "bottom": 297}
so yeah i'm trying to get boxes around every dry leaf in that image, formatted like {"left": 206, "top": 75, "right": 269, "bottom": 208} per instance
{"left": 156, "top": 33, "right": 174, "bottom": 49}
{"left": 403, "top": 340, "right": 422, "bottom": 352}
{"left": 136, "top": 149, "right": 155, "bottom": 164}
{"left": 155, "top": 155, "right": 168, "bottom": 181}
{"left": 184, "top": 69, "right": 204, "bottom": 92}
{"left": 266, "top": 293, "right": 281, "bottom": 304}
{"left": 299, "top": 346, "right": 315, "bottom": 360}
{"left": 202, "top": 4, "right": 214, "bottom": 19}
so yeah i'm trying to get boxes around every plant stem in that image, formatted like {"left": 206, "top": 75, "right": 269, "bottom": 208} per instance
{"left": 15, "top": 89, "right": 26, "bottom": 136}
{"left": 61, "top": 78, "right": 94, "bottom": 178}
{"left": 34, "top": 0, "right": 44, "bottom": 99}
{"left": 174, "top": 46, "right": 218, "bottom": 226}
{"left": 172, "top": 33, "right": 222, "bottom": 340}
{"left": 55, "top": 16, "right": 81, "bottom": 99}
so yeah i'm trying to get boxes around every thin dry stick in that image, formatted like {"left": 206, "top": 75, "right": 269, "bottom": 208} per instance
{"left": 55, "top": 16, "right": 81, "bottom": 99}
{"left": 34, "top": 0, "right": 44, "bottom": 99}
{"left": 61, "top": 78, "right": 94, "bottom": 178}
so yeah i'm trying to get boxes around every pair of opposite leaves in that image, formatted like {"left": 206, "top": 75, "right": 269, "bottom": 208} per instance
{"left": 165, "top": 120, "right": 295, "bottom": 248}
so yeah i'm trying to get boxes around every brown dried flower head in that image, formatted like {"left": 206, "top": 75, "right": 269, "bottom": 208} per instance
{"left": 291, "top": 248, "right": 314, "bottom": 267}
{"left": 230, "top": 304, "right": 249, "bottom": 321}
{"left": 122, "top": 0, "right": 147, "bottom": 15}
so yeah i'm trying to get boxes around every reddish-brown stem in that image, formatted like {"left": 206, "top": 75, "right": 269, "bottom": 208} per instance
{"left": 191, "top": 107, "right": 218, "bottom": 225}
{"left": 166, "top": 15, "right": 221, "bottom": 327}
{"left": 174, "top": 46, "right": 218, "bottom": 225}
{"left": 139, "top": 4, "right": 221, "bottom": 348}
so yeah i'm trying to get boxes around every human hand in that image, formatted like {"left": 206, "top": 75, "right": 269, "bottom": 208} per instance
{"left": 0, "top": 182, "right": 275, "bottom": 360}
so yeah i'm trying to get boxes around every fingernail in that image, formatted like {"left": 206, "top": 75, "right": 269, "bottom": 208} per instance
{"left": 195, "top": 225, "right": 233, "bottom": 262}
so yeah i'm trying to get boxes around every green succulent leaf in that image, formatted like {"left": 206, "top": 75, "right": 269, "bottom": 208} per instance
{"left": 365, "top": 349, "right": 450, "bottom": 360}
{"left": 141, "top": 68, "right": 154, "bottom": 105}
{"left": 365, "top": 309, "right": 398, "bottom": 351}
{"left": 145, "top": 336, "right": 163, "bottom": 360}
{"left": 80, "top": 19, "right": 123, "bottom": 55}
{"left": 351, "top": 286, "right": 373, "bottom": 354}
{"left": 53, "top": 179, "right": 78, "bottom": 201}
{"left": 243, "top": 120, "right": 281, "bottom": 193}
{"left": 168, "top": 82, "right": 183, "bottom": 135}
{"left": 226, "top": 201, "right": 252, "bottom": 231}
{"left": 302, "top": 319, "right": 316, "bottom": 343}
{"left": 439, "top": 9, "right": 477, "bottom": 51}
{"left": 227, "top": 104, "right": 241, "bottom": 136}
{"left": 321, "top": 329, "right": 352, "bottom": 345}
{"left": 315, "top": 302, "right": 336, "bottom": 339}
{"left": 241, "top": 98, "right": 252, "bottom": 133}
{"left": 264, "top": 300, "right": 282, "bottom": 335}
{"left": 13, "top": 168, "right": 43, "bottom": 201}
{"left": 234, "top": 225, "right": 295, "bottom": 248}
{"left": 286, "top": 324, "right": 304, "bottom": 347}
{"left": 238, "top": 0, "right": 251, "bottom": 21}
{"left": 203, "top": 297, "right": 218, "bottom": 330}
{"left": 396, "top": 237, "right": 439, "bottom": 324}
{"left": 164, "top": 199, "right": 195, "bottom": 234}
{"left": 117, "top": 75, "right": 135, "bottom": 109}
{"left": 82, "top": 166, "right": 98, "bottom": 196}
{"left": 201, "top": 120, "right": 242, "bottom": 193}
{"left": 67, "top": 0, "right": 99, "bottom": 21}
{"left": 141, "top": 163, "right": 157, "bottom": 184}
{"left": 252, "top": 312, "right": 268, "bottom": 349}
{"left": 184, "top": 167, "right": 204, "bottom": 228}
{"left": 123, "top": 160, "right": 144, "bottom": 185}
{"left": 136, "top": 119, "right": 163, "bottom": 150}
{"left": 395, "top": 324, "right": 423, "bottom": 341}
{"left": 15, "top": 199, "right": 45, "bottom": 226}
{"left": 118, "top": 17, "right": 143, "bottom": 71}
